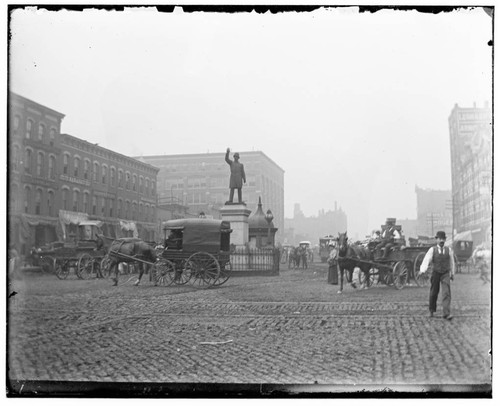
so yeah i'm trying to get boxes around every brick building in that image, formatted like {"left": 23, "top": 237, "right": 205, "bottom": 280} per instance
{"left": 448, "top": 102, "right": 492, "bottom": 246}
{"left": 8, "top": 92, "right": 160, "bottom": 255}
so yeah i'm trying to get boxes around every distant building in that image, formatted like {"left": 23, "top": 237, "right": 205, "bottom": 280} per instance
{"left": 448, "top": 102, "right": 492, "bottom": 246}
{"left": 8, "top": 92, "right": 159, "bottom": 255}
{"left": 284, "top": 202, "right": 347, "bottom": 245}
{"left": 137, "top": 152, "right": 285, "bottom": 242}
{"left": 415, "top": 186, "right": 452, "bottom": 238}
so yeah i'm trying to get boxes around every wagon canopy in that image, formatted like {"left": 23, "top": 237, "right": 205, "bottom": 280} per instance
{"left": 162, "top": 218, "right": 232, "bottom": 252}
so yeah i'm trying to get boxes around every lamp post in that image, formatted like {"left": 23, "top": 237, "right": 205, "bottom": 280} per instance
{"left": 265, "top": 209, "right": 274, "bottom": 247}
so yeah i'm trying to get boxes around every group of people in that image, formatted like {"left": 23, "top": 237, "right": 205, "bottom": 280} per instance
{"left": 371, "top": 219, "right": 406, "bottom": 259}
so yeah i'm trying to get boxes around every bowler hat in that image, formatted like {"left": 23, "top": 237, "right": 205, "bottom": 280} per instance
{"left": 435, "top": 231, "right": 447, "bottom": 239}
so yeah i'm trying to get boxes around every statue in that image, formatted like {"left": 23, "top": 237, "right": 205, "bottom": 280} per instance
{"left": 225, "top": 148, "right": 246, "bottom": 204}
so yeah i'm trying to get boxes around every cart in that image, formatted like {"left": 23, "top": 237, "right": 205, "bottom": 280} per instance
{"left": 154, "top": 218, "right": 233, "bottom": 289}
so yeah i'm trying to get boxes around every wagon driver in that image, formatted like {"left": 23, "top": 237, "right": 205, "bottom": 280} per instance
{"left": 225, "top": 147, "right": 246, "bottom": 204}
{"left": 418, "top": 231, "right": 456, "bottom": 320}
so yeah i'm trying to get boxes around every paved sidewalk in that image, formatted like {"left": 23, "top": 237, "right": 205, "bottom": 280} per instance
{"left": 7, "top": 264, "right": 492, "bottom": 394}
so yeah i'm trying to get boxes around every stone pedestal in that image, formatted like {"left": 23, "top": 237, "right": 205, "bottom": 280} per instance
{"left": 220, "top": 204, "right": 252, "bottom": 246}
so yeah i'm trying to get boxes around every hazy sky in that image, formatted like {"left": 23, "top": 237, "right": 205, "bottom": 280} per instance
{"left": 9, "top": 5, "right": 492, "bottom": 238}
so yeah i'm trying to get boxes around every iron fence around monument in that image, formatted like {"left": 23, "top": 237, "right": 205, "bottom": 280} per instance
{"left": 229, "top": 247, "right": 280, "bottom": 275}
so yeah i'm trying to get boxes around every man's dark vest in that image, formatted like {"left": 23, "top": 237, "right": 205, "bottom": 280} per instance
{"left": 432, "top": 246, "right": 451, "bottom": 273}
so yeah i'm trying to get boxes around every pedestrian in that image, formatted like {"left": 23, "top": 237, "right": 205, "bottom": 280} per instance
{"left": 327, "top": 242, "right": 338, "bottom": 285}
{"left": 8, "top": 243, "right": 20, "bottom": 280}
{"left": 418, "top": 231, "right": 456, "bottom": 320}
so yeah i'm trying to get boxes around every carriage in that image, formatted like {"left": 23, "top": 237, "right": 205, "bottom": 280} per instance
{"left": 154, "top": 218, "right": 233, "bottom": 288}
{"left": 31, "top": 221, "right": 106, "bottom": 280}
{"left": 446, "top": 231, "right": 474, "bottom": 273}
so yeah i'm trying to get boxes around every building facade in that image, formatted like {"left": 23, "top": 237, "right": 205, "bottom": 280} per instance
{"left": 8, "top": 92, "right": 160, "bottom": 255}
{"left": 415, "top": 186, "right": 453, "bottom": 239}
{"left": 284, "top": 202, "right": 348, "bottom": 246}
{"left": 448, "top": 102, "right": 492, "bottom": 246}
{"left": 137, "top": 152, "right": 285, "bottom": 242}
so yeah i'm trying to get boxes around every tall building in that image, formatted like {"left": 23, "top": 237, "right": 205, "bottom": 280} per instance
{"left": 8, "top": 92, "right": 160, "bottom": 254}
{"left": 448, "top": 102, "right": 492, "bottom": 246}
{"left": 137, "top": 152, "right": 285, "bottom": 242}
{"left": 415, "top": 186, "right": 452, "bottom": 238}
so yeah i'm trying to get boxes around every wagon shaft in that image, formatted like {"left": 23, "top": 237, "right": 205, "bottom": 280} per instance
{"left": 108, "top": 250, "right": 156, "bottom": 266}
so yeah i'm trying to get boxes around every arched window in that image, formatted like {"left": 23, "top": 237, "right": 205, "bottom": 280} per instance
{"left": 48, "top": 155, "right": 56, "bottom": 179}
{"left": 125, "top": 201, "right": 130, "bottom": 219}
{"left": 93, "top": 163, "right": 99, "bottom": 182}
{"left": 118, "top": 170, "right": 123, "bottom": 188}
{"left": 36, "top": 152, "right": 44, "bottom": 177}
{"left": 92, "top": 195, "right": 97, "bottom": 215}
{"left": 47, "top": 191, "right": 54, "bottom": 216}
{"left": 63, "top": 154, "right": 69, "bottom": 175}
{"left": 83, "top": 192, "right": 89, "bottom": 213}
{"left": 35, "top": 189, "right": 42, "bottom": 215}
{"left": 125, "top": 172, "right": 130, "bottom": 190}
{"left": 145, "top": 178, "right": 150, "bottom": 195}
{"left": 139, "top": 177, "right": 144, "bottom": 193}
{"left": 101, "top": 197, "right": 106, "bottom": 216}
{"left": 132, "top": 202, "right": 137, "bottom": 219}
{"left": 102, "top": 166, "right": 107, "bottom": 184}
{"left": 24, "top": 148, "right": 32, "bottom": 174}
{"left": 117, "top": 199, "right": 122, "bottom": 218}
{"left": 84, "top": 160, "right": 90, "bottom": 180}
{"left": 62, "top": 188, "right": 69, "bottom": 210}
{"left": 49, "top": 128, "right": 56, "bottom": 146}
{"left": 109, "top": 198, "right": 114, "bottom": 217}
{"left": 26, "top": 119, "right": 33, "bottom": 139}
{"left": 110, "top": 167, "right": 116, "bottom": 187}
{"left": 139, "top": 202, "right": 143, "bottom": 221}
{"left": 74, "top": 157, "right": 80, "bottom": 178}
{"left": 132, "top": 175, "right": 137, "bottom": 191}
{"left": 73, "top": 190, "right": 80, "bottom": 212}
{"left": 10, "top": 184, "right": 18, "bottom": 212}
{"left": 24, "top": 186, "right": 31, "bottom": 213}
{"left": 38, "top": 123, "right": 45, "bottom": 141}
{"left": 12, "top": 145, "right": 20, "bottom": 171}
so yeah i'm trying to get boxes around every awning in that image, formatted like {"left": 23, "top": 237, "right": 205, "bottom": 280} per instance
{"left": 59, "top": 210, "right": 89, "bottom": 225}
{"left": 79, "top": 220, "right": 103, "bottom": 227}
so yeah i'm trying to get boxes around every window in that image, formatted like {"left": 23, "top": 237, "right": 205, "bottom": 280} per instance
{"left": 35, "top": 189, "right": 42, "bottom": 215}
{"left": 13, "top": 115, "right": 20, "bottom": 134}
{"left": 24, "top": 187, "right": 31, "bottom": 213}
{"left": 126, "top": 201, "right": 130, "bottom": 218}
{"left": 24, "top": 149, "right": 32, "bottom": 174}
{"left": 101, "top": 197, "right": 106, "bottom": 216}
{"left": 151, "top": 181, "right": 156, "bottom": 196}
{"left": 102, "top": 166, "right": 107, "bottom": 184}
{"left": 132, "top": 202, "right": 137, "bottom": 219}
{"left": 109, "top": 198, "right": 114, "bottom": 217}
{"left": 139, "top": 177, "right": 144, "bottom": 193}
{"left": 92, "top": 196, "right": 97, "bottom": 215}
{"left": 117, "top": 199, "right": 122, "bottom": 218}
{"left": 63, "top": 154, "right": 69, "bottom": 175}
{"left": 93, "top": 163, "right": 99, "bottom": 182}
{"left": 48, "top": 156, "right": 56, "bottom": 179}
{"left": 12, "top": 145, "right": 19, "bottom": 171}
{"left": 47, "top": 191, "right": 54, "bottom": 216}
{"left": 139, "top": 203, "right": 143, "bottom": 221}
{"left": 74, "top": 157, "right": 80, "bottom": 178}
{"left": 83, "top": 193, "right": 89, "bottom": 214}
{"left": 38, "top": 124, "right": 45, "bottom": 141}
{"left": 62, "top": 189, "right": 69, "bottom": 210}
{"left": 132, "top": 175, "right": 137, "bottom": 191}
{"left": 110, "top": 168, "right": 115, "bottom": 187}
{"left": 145, "top": 179, "right": 149, "bottom": 195}
{"left": 84, "top": 160, "right": 90, "bottom": 180}
{"left": 26, "top": 119, "right": 33, "bottom": 139}
{"left": 73, "top": 190, "right": 79, "bottom": 212}
{"left": 36, "top": 152, "right": 44, "bottom": 177}
{"left": 126, "top": 172, "right": 130, "bottom": 190}
{"left": 49, "top": 128, "right": 56, "bottom": 145}
{"left": 118, "top": 170, "right": 123, "bottom": 187}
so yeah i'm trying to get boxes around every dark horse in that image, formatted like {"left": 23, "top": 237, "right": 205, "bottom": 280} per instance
{"left": 97, "top": 234, "right": 157, "bottom": 286}
{"left": 336, "top": 232, "right": 373, "bottom": 293}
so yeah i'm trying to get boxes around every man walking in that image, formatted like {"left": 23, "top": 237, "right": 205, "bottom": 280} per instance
{"left": 225, "top": 148, "right": 246, "bottom": 204}
{"left": 419, "top": 231, "right": 456, "bottom": 320}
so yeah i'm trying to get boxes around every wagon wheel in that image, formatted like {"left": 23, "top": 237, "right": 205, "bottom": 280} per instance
{"left": 77, "top": 253, "right": 96, "bottom": 279}
{"left": 173, "top": 259, "right": 193, "bottom": 285}
{"left": 154, "top": 258, "right": 176, "bottom": 287}
{"left": 40, "top": 256, "right": 55, "bottom": 274}
{"left": 380, "top": 265, "right": 393, "bottom": 285}
{"left": 54, "top": 258, "right": 69, "bottom": 279}
{"left": 100, "top": 255, "right": 112, "bottom": 279}
{"left": 213, "top": 260, "right": 232, "bottom": 287}
{"left": 358, "top": 267, "right": 377, "bottom": 288}
{"left": 188, "top": 252, "right": 221, "bottom": 289}
{"left": 413, "top": 252, "right": 430, "bottom": 287}
{"left": 392, "top": 261, "right": 409, "bottom": 290}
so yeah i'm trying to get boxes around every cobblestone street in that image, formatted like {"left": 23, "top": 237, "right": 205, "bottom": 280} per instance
{"left": 7, "top": 263, "right": 492, "bottom": 395}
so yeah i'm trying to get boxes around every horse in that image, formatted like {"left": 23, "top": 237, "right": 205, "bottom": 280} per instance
{"left": 96, "top": 234, "right": 157, "bottom": 286}
{"left": 336, "top": 232, "right": 373, "bottom": 293}
{"left": 288, "top": 246, "right": 301, "bottom": 269}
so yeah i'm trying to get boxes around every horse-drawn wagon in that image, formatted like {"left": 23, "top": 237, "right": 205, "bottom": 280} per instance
{"left": 31, "top": 221, "right": 106, "bottom": 280}
{"left": 336, "top": 232, "right": 431, "bottom": 292}
{"left": 154, "top": 218, "right": 233, "bottom": 288}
